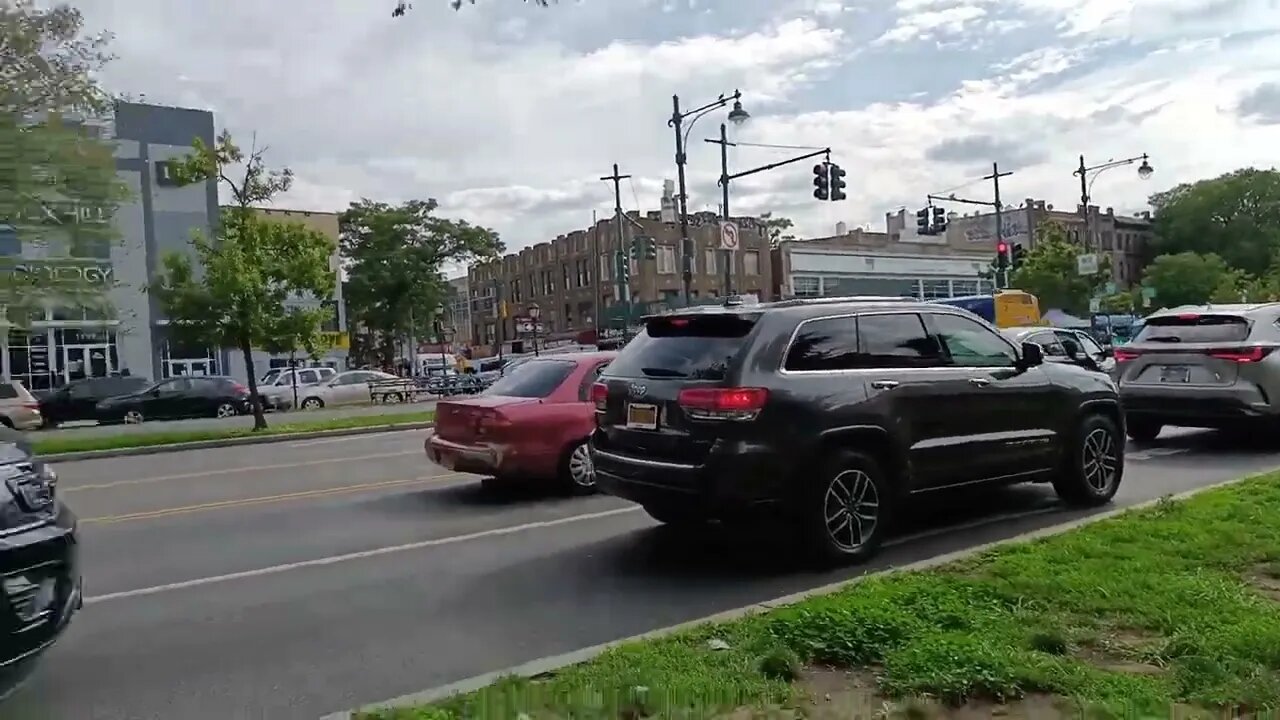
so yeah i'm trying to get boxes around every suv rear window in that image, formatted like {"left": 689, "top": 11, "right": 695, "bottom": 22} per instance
{"left": 1133, "top": 314, "right": 1250, "bottom": 344}
{"left": 605, "top": 313, "right": 757, "bottom": 380}
{"left": 483, "top": 359, "right": 574, "bottom": 398}
{"left": 0, "top": 383, "right": 18, "bottom": 400}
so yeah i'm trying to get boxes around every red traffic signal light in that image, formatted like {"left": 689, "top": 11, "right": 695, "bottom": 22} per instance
{"left": 996, "top": 241, "right": 1008, "bottom": 254}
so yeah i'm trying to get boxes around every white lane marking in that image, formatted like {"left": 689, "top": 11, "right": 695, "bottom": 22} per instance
{"left": 84, "top": 502, "right": 1068, "bottom": 605}
{"left": 62, "top": 451, "right": 423, "bottom": 492}
{"left": 84, "top": 506, "right": 644, "bottom": 604}
{"left": 289, "top": 430, "right": 427, "bottom": 448}
{"left": 1127, "top": 447, "right": 1190, "bottom": 461}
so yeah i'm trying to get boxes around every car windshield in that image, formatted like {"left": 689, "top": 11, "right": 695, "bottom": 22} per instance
{"left": 1133, "top": 314, "right": 1251, "bottom": 344}
{"left": 605, "top": 313, "right": 758, "bottom": 380}
{"left": 482, "top": 359, "right": 574, "bottom": 398}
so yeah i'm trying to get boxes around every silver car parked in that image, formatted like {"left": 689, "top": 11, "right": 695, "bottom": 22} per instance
{"left": 1114, "top": 303, "right": 1280, "bottom": 441}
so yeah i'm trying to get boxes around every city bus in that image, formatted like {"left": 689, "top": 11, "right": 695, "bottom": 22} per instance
{"left": 929, "top": 290, "right": 1042, "bottom": 328}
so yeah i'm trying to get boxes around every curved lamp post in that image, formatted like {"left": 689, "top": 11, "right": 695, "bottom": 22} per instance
{"left": 1073, "top": 153, "right": 1155, "bottom": 251}
{"left": 527, "top": 303, "right": 541, "bottom": 357}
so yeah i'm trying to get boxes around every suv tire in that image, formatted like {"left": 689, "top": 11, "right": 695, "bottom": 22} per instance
{"left": 1125, "top": 418, "right": 1161, "bottom": 442}
{"left": 800, "top": 450, "right": 892, "bottom": 566}
{"left": 1053, "top": 413, "right": 1124, "bottom": 507}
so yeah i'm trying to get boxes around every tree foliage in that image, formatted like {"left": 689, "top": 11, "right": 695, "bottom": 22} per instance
{"left": 759, "top": 212, "right": 795, "bottom": 248}
{"left": 1139, "top": 252, "right": 1249, "bottom": 309}
{"left": 1147, "top": 168, "right": 1280, "bottom": 277}
{"left": 341, "top": 199, "right": 502, "bottom": 364}
{"left": 0, "top": 0, "right": 128, "bottom": 324}
{"left": 151, "top": 132, "right": 335, "bottom": 430}
{"left": 1007, "top": 221, "right": 1110, "bottom": 316}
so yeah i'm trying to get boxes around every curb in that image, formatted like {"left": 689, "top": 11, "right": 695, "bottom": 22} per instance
{"left": 37, "top": 421, "right": 435, "bottom": 462}
{"left": 322, "top": 472, "right": 1261, "bottom": 720}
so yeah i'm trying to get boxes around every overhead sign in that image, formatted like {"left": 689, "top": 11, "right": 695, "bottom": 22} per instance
{"left": 718, "top": 220, "right": 739, "bottom": 251}
{"left": 1077, "top": 254, "right": 1099, "bottom": 276}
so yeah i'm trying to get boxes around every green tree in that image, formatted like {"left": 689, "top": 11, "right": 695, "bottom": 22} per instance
{"left": 1140, "top": 252, "right": 1247, "bottom": 309}
{"left": 341, "top": 199, "right": 502, "bottom": 368}
{"left": 1008, "top": 221, "right": 1109, "bottom": 316}
{"left": 151, "top": 132, "right": 335, "bottom": 430}
{"left": 759, "top": 212, "right": 795, "bottom": 248}
{"left": 1148, "top": 168, "right": 1280, "bottom": 276}
{"left": 0, "top": 0, "right": 129, "bottom": 325}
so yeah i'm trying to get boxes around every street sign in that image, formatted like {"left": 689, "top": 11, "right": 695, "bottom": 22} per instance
{"left": 718, "top": 220, "right": 739, "bottom": 251}
{"left": 1141, "top": 287, "right": 1156, "bottom": 300}
{"left": 1077, "top": 253, "right": 1099, "bottom": 276}
{"left": 1104, "top": 281, "right": 1116, "bottom": 295}
{"left": 1089, "top": 298, "right": 1101, "bottom": 313}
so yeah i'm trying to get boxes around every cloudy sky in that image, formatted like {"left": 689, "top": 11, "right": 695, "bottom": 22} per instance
{"left": 79, "top": 0, "right": 1280, "bottom": 256}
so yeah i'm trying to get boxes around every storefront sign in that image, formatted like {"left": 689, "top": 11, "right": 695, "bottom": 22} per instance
{"left": 321, "top": 331, "right": 349, "bottom": 350}
{"left": 5, "top": 263, "right": 112, "bottom": 287}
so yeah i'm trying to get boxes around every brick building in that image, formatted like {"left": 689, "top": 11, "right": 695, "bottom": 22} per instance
{"left": 466, "top": 209, "right": 772, "bottom": 350}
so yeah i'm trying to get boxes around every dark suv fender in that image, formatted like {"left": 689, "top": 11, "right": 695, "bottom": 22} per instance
{"left": 807, "top": 424, "right": 908, "bottom": 497}
{"left": 1064, "top": 397, "right": 1126, "bottom": 462}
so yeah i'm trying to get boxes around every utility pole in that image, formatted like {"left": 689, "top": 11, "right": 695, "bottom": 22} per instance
{"left": 600, "top": 163, "right": 632, "bottom": 328}
{"left": 1076, "top": 154, "right": 1091, "bottom": 252}
{"left": 590, "top": 209, "right": 599, "bottom": 338}
{"left": 706, "top": 122, "right": 737, "bottom": 294}
{"left": 670, "top": 96, "right": 694, "bottom": 306}
{"left": 984, "top": 162, "right": 1013, "bottom": 288}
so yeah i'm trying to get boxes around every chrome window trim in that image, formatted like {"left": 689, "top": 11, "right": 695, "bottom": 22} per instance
{"left": 777, "top": 307, "right": 1019, "bottom": 376}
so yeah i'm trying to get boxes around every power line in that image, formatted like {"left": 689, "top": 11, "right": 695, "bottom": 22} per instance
{"left": 734, "top": 141, "right": 827, "bottom": 151}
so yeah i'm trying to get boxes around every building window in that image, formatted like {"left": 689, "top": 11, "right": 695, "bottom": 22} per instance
{"left": 629, "top": 258, "right": 639, "bottom": 276}
{"left": 562, "top": 263, "right": 570, "bottom": 290}
{"left": 512, "top": 279, "right": 522, "bottom": 302}
{"left": 792, "top": 276, "right": 821, "bottom": 297}
{"left": 744, "top": 250, "right": 759, "bottom": 275}
{"left": 704, "top": 248, "right": 718, "bottom": 275}
{"left": 951, "top": 280, "right": 979, "bottom": 297}
{"left": 921, "top": 280, "right": 951, "bottom": 300}
{"left": 657, "top": 245, "right": 677, "bottom": 274}
{"left": 599, "top": 255, "right": 612, "bottom": 281}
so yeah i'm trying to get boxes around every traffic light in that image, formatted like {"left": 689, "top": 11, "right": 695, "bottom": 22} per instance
{"left": 812, "top": 163, "right": 829, "bottom": 200}
{"left": 828, "top": 163, "right": 847, "bottom": 201}
{"left": 630, "top": 236, "right": 656, "bottom": 260}
{"left": 1010, "top": 243, "right": 1026, "bottom": 268}
{"left": 916, "top": 207, "right": 931, "bottom": 235}
{"left": 931, "top": 206, "right": 947, "bottom": 234}
{"left": 615, "top": 250, "right": 630, "bottom": 283}
{"left": 996, "top": 241, "right": 1009, "bottom": 270}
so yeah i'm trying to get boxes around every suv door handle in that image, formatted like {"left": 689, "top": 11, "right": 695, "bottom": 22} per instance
{"left": 870, "top": 379, "right": 900, "bottom": 389}
{"left": 968, "top": 377, "right": 991, "bottom": 387}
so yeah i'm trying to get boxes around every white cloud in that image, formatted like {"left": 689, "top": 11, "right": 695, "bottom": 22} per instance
{"left": 75, "top": 0, "right": 1280, "bottom": 255}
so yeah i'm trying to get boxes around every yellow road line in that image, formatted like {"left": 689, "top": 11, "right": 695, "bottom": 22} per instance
{"left": 63, "top": 451, "right": 422, "bottom": 493}
{"left": 80, "top": 472, "right": 472, "bottom": 525}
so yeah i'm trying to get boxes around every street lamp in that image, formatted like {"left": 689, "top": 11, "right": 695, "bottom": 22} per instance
{"left": 669, "top": 89, "right": 749, "bottom": 305}
{"left": 1074, "top": 153, "right": 1155, "bottom": 252}
{"left": 438, "top": 325, "right": 454, "bottom": 376}
{"left": 527, "top": 302, "right": 541, "bottom": 357}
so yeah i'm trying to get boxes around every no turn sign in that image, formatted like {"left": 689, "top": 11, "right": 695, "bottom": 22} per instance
{"left": 718, "top": 220, "right": 739, "bottom": 251}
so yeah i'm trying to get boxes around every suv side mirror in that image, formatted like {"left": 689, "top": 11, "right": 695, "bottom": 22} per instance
{"left": 1019, "top": 341, "right": 1044, "bottom": 368}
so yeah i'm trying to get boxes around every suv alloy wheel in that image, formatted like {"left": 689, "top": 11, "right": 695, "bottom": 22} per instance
{"left": 801, "top": 450, "right": 892, "bottom": 565}
{"left": 1053, "top": 413, "right": 1124, "bottom": 506}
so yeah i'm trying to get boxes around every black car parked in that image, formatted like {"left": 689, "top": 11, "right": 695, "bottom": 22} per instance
{"left": 36, "top": 376, "right": 153, "bottom": 428}
{"left": 0, "top": 427, "right": 80, "bottom": 702}
{"left": 589, "top": 297, "right": 1125, "bottom": 565}
{"left": 94, "top": 375, "right": 251, "bottom": 424}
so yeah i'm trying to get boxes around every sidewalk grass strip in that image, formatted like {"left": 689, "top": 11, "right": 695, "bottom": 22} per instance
{"left": 32, "top": 410, "right": 435, "bottom": 455}
{"left": 364, "top": 473, "right": 1280, "bottom": 719}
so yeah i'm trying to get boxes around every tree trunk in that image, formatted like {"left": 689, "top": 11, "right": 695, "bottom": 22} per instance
{"left": 240, "top": 339, "right": 268, "bottom": 431}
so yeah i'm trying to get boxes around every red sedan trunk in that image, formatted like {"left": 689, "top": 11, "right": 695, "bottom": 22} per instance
{"left": 426, "top": 352, "right": 615, "bottom": 486}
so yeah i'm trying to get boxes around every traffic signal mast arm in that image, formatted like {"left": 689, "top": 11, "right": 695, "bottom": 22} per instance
{"left": 727, "top": 147, "right": 832, "bottom": 183}
{"left": 926, "top": 193, "right": 995, "bottom": 208}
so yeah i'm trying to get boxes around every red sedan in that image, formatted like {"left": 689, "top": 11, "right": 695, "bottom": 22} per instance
{"left": 426, "top": 351, "right": 616, "bottom": 493}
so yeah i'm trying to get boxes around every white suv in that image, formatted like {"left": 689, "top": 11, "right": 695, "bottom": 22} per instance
{"left": 258, "top": 367, "right": 337, "bottom": 410}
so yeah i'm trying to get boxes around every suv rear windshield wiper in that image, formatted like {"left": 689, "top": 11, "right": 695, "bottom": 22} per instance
{"left": 639, "top": 367, "right": 686, "bottom": 377}
{"left": 1147, "top": 336, "right": 1182, "bottom": 343}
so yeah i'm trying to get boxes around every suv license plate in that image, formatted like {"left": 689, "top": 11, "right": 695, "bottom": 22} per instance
{"left": 1160, "top": 366, "right": 1190, "bottom": 383}
{"left": 626, "top": 403, "right": 659, "bottom": 430}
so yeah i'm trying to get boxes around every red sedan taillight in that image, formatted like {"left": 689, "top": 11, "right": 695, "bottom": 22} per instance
{"left": 590, "top": 382, "right": 608, "bottom": 411}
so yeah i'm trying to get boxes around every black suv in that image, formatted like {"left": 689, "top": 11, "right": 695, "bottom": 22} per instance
{"left": 588, "top": 297, "right": 1125, "bottom": 564}
{"left": 0, "top": 427, "right": 81, "bottom": 701}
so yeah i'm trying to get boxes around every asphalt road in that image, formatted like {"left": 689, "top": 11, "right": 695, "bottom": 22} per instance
{"left": 7, "top": 427, "right": 1280, "bottom": 720}
{"left": 34, "top": 401, "right": 438, "bottom": 439}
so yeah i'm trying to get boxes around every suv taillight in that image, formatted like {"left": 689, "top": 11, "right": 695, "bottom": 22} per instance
{"left": 677, "top": 387, "right": 768, "bottom": 421}
{"left": 1208, "top": 346, "right": 1274, "bottom": 363}
{"left": 590, "top": 382, "right": 608, "bottom": 411}
{"left": 1113, "top": 348, "right": 1140, "bottom": 362}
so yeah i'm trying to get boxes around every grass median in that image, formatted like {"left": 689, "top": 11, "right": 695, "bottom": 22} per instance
{"left": 31, "top": 410, "right": 435, "bottom": 456}
{"left": 365, "top": 473, "right": 1280, "bottom": 720}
